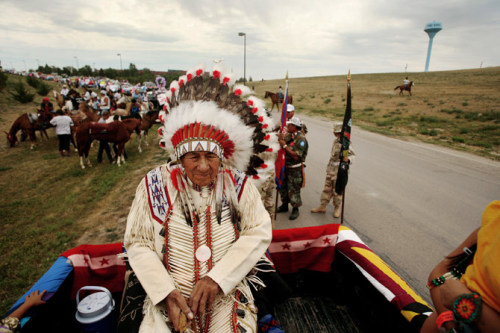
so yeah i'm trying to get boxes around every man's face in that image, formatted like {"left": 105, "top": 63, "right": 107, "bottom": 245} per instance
{"left": 286, "top": 111, "right": 294, "bottom": 120}
{"left": 181, "top": 151, "right": 221, "bottom": 186}
{"left": 287, "top": 123, "right": 298, "bottom": 134}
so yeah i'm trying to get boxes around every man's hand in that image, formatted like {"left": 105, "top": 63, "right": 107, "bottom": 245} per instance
{"left": 165, "top": 290, "right": 194, "bottom": 331}
{"left": 189, "top": 276, "right": 221, "bottom": 317}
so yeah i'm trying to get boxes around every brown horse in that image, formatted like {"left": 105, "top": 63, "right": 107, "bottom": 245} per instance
{"left": 121, "top": 118, "right": 143, "bottom": 153}
{"left": 53, "top": 90, "right": 65, "bottom": 109}
{"left": 76, "top": 121, "right": 130, "bottom": 169}
{"left": 394, "top": 81, "right": 414, "bottom": 96}
{"left": 264, "top": 91, "right": 293, "bottom": 111}
{"left": 71, "top": 102, "right": 99, "bottom": 125}
{"left": 5, "top": 111, "right": 52, "bottom": 149}
{"left": 35, "top": 109, "right": 55, "bottom": 141}
{"left": 140, "top": 110, "right": 160, "bottom": 146}
{"left": 67, "top": 103, "right": 99, "bottom": 151}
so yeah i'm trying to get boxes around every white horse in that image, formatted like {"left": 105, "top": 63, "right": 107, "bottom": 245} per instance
{"left": 117, "top": 95, "right": 131, "bottom": 105}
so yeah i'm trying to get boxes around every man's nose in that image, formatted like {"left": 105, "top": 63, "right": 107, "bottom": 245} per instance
{"left": 198, "top": 157, "right": 210, "bottom": 170}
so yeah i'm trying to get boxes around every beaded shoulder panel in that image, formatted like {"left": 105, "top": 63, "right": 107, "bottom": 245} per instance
{"left": 145, "top": 167, "right": 171, "bottom": 224}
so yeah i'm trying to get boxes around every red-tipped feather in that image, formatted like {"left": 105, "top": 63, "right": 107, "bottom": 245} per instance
{"left": 170, "top": 168, "right": 182, "bottom": 191}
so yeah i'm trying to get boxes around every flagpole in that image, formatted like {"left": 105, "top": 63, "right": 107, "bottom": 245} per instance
{"left": 273, "top": 72, "right": 289, "bottom": 225}
{"left": 340, "top": 70, "right": 351, "bottom": 225}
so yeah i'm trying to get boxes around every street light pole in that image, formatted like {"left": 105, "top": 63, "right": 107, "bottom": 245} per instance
{"left": 117, "top": 53, "right": 122, "bottom": 72}
{"left": 73, "top": 56, "right": 79, "bottom": 73}
{"left": 238, "top": 32, "right": 246, "bottom": 85}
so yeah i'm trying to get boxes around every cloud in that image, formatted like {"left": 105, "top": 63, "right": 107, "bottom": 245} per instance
{"left": 1, "top": 0, "right": 499, "bottom": 78}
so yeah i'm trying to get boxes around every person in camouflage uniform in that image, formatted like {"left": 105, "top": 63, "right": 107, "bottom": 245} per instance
{"left": 277, "top": 117, "right": 308, "bottom": 220}
{"left": 311, "top": 122, "right": 355, "bottom": 218}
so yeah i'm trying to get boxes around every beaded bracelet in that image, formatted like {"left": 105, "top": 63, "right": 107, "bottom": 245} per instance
{"left": 427, "top": 270, "right": 461, "bottom": 290}
{"left": 453, "top": 293, "right": 482, "bottom": 323}
{"left": 436, "top": 310, "right": 454, "bottom": 329}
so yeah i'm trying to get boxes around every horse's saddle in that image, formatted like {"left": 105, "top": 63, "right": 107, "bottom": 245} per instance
{"left": 89, "top": 122, "right": 119, "bottom": 134}
{"left": 27, "top": 113, "right": 40, "bottom": 124}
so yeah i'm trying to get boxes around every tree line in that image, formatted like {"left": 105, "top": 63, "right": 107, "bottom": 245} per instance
{"left": 34, "top": 63, "right": 180, "bottom": 85}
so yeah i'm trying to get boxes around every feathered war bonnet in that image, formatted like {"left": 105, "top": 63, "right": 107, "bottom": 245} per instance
{"left": 157, "top": 63, "right": 277, "bottom": 225}
{"left": 158, "top": 63, "right": 277, "bottom": 178}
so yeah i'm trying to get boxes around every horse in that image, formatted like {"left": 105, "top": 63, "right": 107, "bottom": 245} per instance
{"left": 264, "top": 91, "right": 293, "bottom": 111}
{"left": 35, "top": 109, "right": 55, "bottom": 141}
{"left": 140, "top": 110, "right": 160, "bottom": 146}
{"left": 111, "top": 103, "right": 129, "bottom": 117}
{"left": 68, "top": 102, "right": 99, "bottom": 151}
{"left": 121, "top": 118, "right": 143, "bottom": 153}
{"left": 76, "top": 121, "right": 130, "bottom": 169}
{"left": 394, "top": 81, "right": 414, "bottom": 96}
{"left": 5, "top": 111, "right": 51, "bottom": 149}
{"left": 53, "top": 90, "right": 65, "bottom": 109}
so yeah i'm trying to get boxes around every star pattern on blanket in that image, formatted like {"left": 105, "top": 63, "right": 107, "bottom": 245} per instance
{"left": 100, "top": 258, "right": 110, "bottom": 266}
{"left": 323, "top": 237, "right": 331, "bottom": 244}
{"left": 303, "top": 242, "right": 311, "bottom": 248}
{"left": 282, "top": 243, "right": 291, "bottom": 250}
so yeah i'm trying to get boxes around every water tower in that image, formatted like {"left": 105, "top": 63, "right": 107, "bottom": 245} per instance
{"left": 424, "top": 21, "right": 442, "bottom": 72}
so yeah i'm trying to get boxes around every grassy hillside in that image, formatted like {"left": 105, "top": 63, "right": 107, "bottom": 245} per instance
{"left": 0, "top": 68, "right": 499, "bottom": 314}
{"left": 252, "top": 67, "right": 500, "bottom": 159}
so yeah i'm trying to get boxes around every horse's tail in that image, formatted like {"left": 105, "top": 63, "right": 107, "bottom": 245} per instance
{"left": 394, "top": 85, "right": 401, "bottom": 90}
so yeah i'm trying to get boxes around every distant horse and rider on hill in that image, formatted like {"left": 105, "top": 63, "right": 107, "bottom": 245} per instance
{"left": 394, "top": 81, "right": 414, "bottom": 96}
{"left": 264, "top": 91, "right": 293, "bottom": 111}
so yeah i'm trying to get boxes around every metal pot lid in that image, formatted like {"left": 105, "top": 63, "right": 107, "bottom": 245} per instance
{"left": 76, "top": 292, "right": 114, "bottom": 321}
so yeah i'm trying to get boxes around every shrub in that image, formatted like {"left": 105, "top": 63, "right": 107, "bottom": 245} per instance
{"left": 376, "top": 120, "right": 392, "bottom": 127}
{"left": 397, "top": 102, "right": 407, "bottom": 106}
{"left": 472, "top": 141, "right": 493, "bottom": 149}
{"left": 26, "top": 75, "right": 39, "bottom": 88}
{"left": 462, "top": 102, "right": 469, "bottom": 106}
{"left": 363, "top": 106, "right": 374, "bottom": 111}
{"left": 419, "top": 128, "right": 429, "bottom": 135}
{"left": 0, "top": 71, "right": 8, "bottom": 91}
{"left": 481, "top": 125, "right": 498, "bottom": 131}
{"left": 324, "top": 98, "right": 331, "bottom": 104}
{"left": 459, "top": 128, "right": 469, "bottom": 134}
{"left": 452, "top": 136, "right": 465, "bottom": 143}
{"left": 37, "top": 81, "right": 50, "bottom": 96}
{"left": 429, "top": 129, "right": 438, "bottom": 136}
{"left": 420, "top": 116, "right": 439, "bottom": 123}
{"left": 10, "top": 82, "right": 35, "bottom": 103}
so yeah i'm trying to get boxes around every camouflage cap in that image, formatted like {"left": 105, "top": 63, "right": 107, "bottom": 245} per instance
{"left": 333, "top": 122, "right": 342, "bottom": 133}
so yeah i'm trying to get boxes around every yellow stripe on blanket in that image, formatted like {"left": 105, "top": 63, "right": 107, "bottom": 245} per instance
{"left": 352, "top": 247, "right": 430, "bottom": 307}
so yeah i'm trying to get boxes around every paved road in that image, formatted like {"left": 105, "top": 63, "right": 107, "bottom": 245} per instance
{"left": 274, "top": 113, "right": 500, "bottom": 303}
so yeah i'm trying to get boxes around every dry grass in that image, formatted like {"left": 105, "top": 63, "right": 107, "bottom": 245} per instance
{"left": 0, "top": 67, "right": 499, "bottom": 314}
{"left": 253, "top": 67, "right": 500, "bottom": 159}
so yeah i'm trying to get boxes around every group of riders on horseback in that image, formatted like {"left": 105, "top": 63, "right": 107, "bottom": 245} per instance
{"left": 5, "top": 85, "right": 162, "bottom": 169}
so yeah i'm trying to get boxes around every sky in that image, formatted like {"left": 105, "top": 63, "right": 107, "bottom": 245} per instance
{"left": 1, "top": 0, "right": 499, "bottom": 80}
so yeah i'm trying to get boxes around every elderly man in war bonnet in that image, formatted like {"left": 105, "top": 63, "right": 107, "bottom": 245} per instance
{"left": 123, "top": 63, "right": 279, "bottom": 332}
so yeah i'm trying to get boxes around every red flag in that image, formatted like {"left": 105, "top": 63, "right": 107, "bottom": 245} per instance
{"left": 275, "top": 75, "right": 289, "bottom": 189}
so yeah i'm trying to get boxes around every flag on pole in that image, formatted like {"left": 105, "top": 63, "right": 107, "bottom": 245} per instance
{"left": 335, "top": 71, "right": 352, "bottom": 195}
{"left": 275, "top": 72, "right": 289, "bottom": 189}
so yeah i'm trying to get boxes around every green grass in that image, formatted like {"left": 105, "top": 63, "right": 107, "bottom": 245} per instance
{"left": 0, "top": 129, "right": 164, "bottom": 314}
